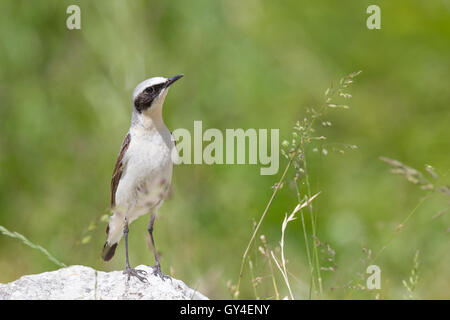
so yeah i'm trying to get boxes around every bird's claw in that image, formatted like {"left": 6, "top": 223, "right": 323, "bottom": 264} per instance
{"left": 123, "top": 267, "right": 148, "bottom": 283}
{"left": 152, "top": 264, "right": 170, "bottom": 281}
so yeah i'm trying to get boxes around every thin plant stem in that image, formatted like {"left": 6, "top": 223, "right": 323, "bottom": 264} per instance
{"left": 271, "top": 251, "right": 295, "bottom": 299}
{"left": 301, "top": 143, "right": 324, "bottom": 298}
{"left": 372, "top": 193, "right": 431, "bottom": 263}
{"left": 248, "top": 259, "right": 260, "bottom": 300}
{"left": 294, "top": 180, "right": 316, "bottom": 299}
{"left": 264, "top": 246, "right": 280, "bottom": 300}
{"left": 345, "top": 192, "right": 431, "bottom": 299}
{"left": 0, "top": 225, "right": 66, "bottom": 268}
{"left": 236, "top": 72, "right": 361, "bottom": 298}
{"left": 236, "top": 156, "right": 294, "bottom": 296}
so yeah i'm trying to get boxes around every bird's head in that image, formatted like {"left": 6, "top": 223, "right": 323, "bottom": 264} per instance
{"left": 132, "top": 74, "right": 183, "bottom": 115}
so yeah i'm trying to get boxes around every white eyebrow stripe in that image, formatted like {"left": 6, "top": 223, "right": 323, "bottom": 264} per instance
{"left": 132, "top": 77, "right": 167, "bottom": 101}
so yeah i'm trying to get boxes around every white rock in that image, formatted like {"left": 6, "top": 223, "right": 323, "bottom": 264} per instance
{"left": 0, "top": 265, "right": 208, "bottom": 300}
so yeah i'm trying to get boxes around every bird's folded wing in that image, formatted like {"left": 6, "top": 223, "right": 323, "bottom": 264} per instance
{"left": 110, "top": 132, "right": 131, "bottom": 208}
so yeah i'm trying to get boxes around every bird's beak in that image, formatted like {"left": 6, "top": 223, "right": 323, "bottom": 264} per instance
{"left": 166, "top": 74, "right": 184, "bottom": 87}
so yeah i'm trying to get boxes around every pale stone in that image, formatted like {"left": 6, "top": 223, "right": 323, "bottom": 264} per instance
{"left": 0, "top": 265, "right": 208, "bottom": 300}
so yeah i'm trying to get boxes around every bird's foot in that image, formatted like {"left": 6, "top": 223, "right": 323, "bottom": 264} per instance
{"left": 149, "top": 263, "right": 170, "bottom": 281}
{"left": 123, "top": 267, "right": 148, "bottom": 283}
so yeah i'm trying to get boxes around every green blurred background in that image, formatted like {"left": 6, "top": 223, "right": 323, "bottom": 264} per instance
{"left": 0, "top": 1, "right": 449, "bottom": 299}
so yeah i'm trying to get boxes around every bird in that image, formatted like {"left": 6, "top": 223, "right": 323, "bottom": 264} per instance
{"left": 101, "top": 74, "right": 183, "bottom": 282}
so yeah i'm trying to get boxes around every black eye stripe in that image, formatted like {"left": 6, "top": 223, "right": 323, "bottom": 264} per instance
{"left": 134, "top": 84, "right": 165, "bottom": 113}
{"left": 145, "top": 83, "right": 164, "bottom": 94}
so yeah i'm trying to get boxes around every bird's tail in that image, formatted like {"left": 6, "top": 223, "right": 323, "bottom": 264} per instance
{"left": 101, "top": 214, "right": 126, "bottom": 261}
{"left": 101, "top": 224, "right": 118, "bottom": 261}
{"left": 101, "top": 241, "right": 117, "bottom": 261}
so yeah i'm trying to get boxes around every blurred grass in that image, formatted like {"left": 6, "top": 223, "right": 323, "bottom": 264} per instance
{"left": 0, "top": 0, "right": 449, "bottom": 299}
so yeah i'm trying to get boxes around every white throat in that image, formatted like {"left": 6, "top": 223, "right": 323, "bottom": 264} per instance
{"left": 131, "top": 89, "right": 169, "bottom": 131}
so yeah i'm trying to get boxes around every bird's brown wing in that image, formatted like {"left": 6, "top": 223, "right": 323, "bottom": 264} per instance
{"left": 110, "top": 133, "right": 131, "bottom": 208}
{"left": 102, "top": 133, "right": 131, "bottom": 261}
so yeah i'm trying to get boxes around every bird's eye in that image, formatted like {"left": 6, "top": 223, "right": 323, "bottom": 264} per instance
{"left": 145, "top": 87, "right": 155, "bottom": 94}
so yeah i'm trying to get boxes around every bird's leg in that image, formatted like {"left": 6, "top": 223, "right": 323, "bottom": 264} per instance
{"left": 147, "top": 212, "right": 169, "bottom": 281}
{"left": 122, "top": 219, "right": 147, "bottom": 283}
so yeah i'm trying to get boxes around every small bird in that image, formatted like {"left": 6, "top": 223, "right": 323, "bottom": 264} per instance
{"left": 101, "top": 74, "right": 183, "bottom": 282}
